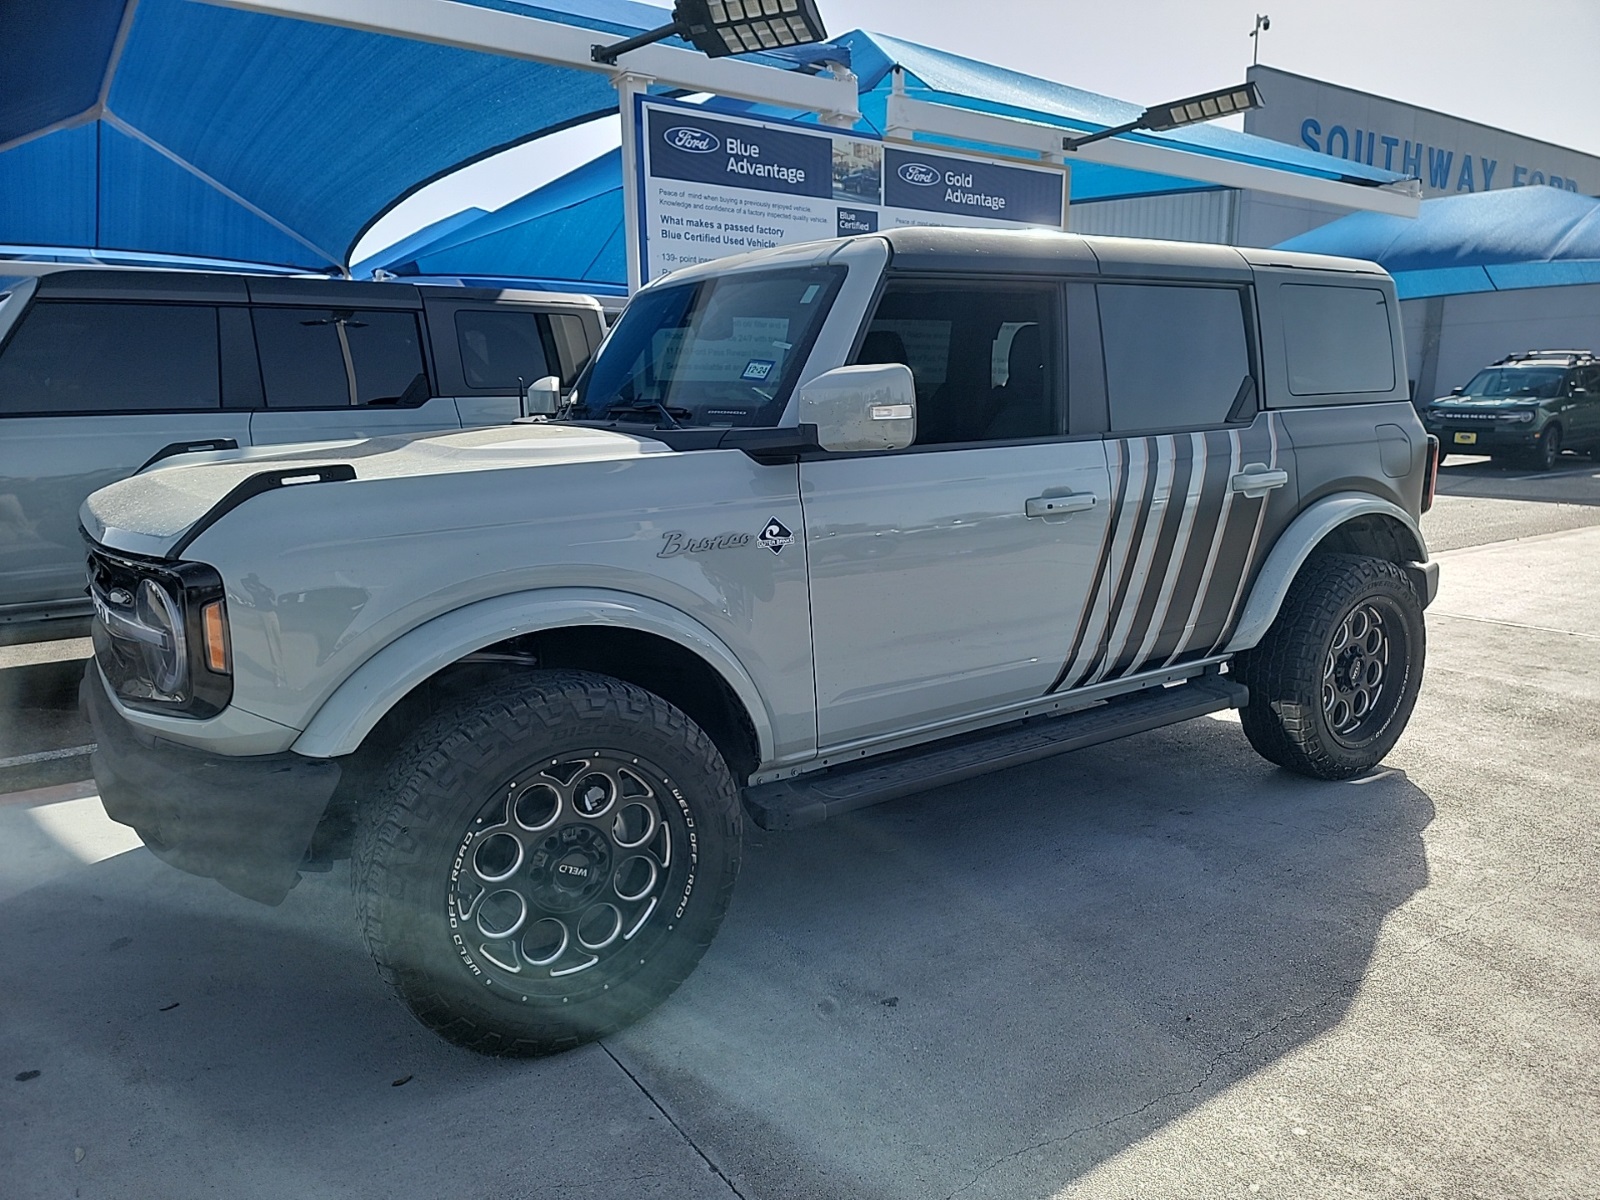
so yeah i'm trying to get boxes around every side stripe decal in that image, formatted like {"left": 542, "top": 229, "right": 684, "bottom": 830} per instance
{"left": 1121, "top": 431, "right": 1208, "bottom": 676}
{"left": 1046, "top": 412, "right": 1288, "bottom": 696}
{"left": 1048, "top": 437, "right": 1127, "bottom": 693}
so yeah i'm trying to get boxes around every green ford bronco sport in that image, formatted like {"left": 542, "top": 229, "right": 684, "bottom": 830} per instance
{"left": 80, "top": 228, "right": 1440, "bottom": 1055}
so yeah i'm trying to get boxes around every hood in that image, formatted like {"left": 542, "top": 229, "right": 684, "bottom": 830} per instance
{"left": 81, "top": 422, "right": 674, "bottom": 560}
{"left": 1432, "top": 394, "right": 1541, "bottom": 408}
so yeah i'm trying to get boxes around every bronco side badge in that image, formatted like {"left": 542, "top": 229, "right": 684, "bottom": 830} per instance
{"left": 758, "top": 517, "right": 794, "bottom": 554}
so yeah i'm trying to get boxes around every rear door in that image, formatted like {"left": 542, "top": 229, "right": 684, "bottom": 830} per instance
{"left": 0, "top": 297, "right": 251, "bottom": 620}
{"left": 800, "top": 277, "right": 1112, "bottom": 747}
{"left": 1051, "top": 280, "right": 1290, "bottom": 690}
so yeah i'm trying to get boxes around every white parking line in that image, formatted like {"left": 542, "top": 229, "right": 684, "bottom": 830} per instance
{"left": 0, "top": 743, "right": 96, "bottom": 770}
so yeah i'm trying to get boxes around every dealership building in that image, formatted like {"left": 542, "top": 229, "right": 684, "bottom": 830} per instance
{"left": 1073, "top": 66, "right": 1600, "bottom": 246}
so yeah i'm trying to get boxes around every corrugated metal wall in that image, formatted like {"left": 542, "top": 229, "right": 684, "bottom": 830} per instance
{"left": 1067, "top": 189, "right": 1238, "bottom": 243}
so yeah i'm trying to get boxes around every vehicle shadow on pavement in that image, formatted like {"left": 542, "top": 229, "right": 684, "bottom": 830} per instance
{"left": 610, "top": 716, "right": 1435, "bottom": 1199}
{"left": 0, "top": 717, "right": 1431, "bottom": 1200}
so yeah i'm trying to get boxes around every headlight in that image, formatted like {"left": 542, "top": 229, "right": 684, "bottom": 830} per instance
{"left": 136, "top": 579, "right": 187, "bottom": 696}
{"left": 88, "top": 550, "right": 233, "bottom": 718}
{"left": 1502, "top": 410, "right": 1537, "bottom": 423}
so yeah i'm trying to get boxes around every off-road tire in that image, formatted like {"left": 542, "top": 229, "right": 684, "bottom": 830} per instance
{"left": 1234, "top": 554, "right": 1425, "bottom": 780}
{"left": 353, "top": 670, "right": 742, "bottom": 1056}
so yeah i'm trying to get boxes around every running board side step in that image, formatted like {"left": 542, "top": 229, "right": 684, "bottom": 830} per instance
{"left": 743, "top": 676, "right": 1248, "bottom": 831}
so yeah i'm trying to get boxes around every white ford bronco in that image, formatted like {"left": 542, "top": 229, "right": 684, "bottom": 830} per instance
{"left": 81, "top": 228, "right": 1440, "bottom": 1055}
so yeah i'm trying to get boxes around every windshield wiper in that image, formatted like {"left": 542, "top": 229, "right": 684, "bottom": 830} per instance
{"left": 601, "top": 401, "right": 693, "bottom": 428}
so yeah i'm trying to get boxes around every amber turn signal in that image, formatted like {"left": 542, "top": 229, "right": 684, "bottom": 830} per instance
{"left": 202, "top": 600, "right": 230, "bottom": 674}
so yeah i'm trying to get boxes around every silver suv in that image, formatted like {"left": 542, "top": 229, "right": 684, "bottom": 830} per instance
{"left": 0, "top": 266, "right": 604, "bottom": 644}
{"left": 80, "top": 229, "right": 1440, "bottom": 1056}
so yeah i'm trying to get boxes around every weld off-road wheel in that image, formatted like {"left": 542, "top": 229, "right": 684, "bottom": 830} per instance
{"left": 1235, "top": 554, "right": 1425, "bottom": 781}
{"left": 353, "top": 671, "right": 742, "bottom": 1056}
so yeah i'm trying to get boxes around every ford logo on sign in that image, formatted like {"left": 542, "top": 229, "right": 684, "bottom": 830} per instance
{"left": 664, "top": 126, "right": 719, "bottom": 154}
{"left": 898, "top": 162, "right": 942, "bottom": 186}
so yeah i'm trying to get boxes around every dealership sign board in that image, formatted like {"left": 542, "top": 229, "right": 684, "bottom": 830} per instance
{"left": 1244, "top": 66, "right": 1600, "bottom": 198}
{"left": 638, "top": 98, "right": 1067, "bottom": 282}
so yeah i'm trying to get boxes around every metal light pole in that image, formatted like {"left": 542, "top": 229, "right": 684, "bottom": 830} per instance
{"left": 1251, "top": 14, "right": 1271, "bottom": 66}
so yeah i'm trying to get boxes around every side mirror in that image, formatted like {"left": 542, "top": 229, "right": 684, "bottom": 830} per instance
{"left": 1450, "top": 386, "right": 1465, "bottom": 396}
{"left": 522, "top": 375, "right": 562, "bottom": 417}
{"left": 797, "top": 364, "right": 916, "bottom": 453}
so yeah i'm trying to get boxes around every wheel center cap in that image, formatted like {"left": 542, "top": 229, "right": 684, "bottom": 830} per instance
{"left": 528, "top": 824, "right": 612, "bottom": 912}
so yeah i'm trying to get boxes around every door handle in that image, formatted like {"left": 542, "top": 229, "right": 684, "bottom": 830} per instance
{"left": 1025, "top": 492, "right": 1097, "bottom": 518}
{"left": 1229, "top": 467, "right": 1288, "bottom": 497}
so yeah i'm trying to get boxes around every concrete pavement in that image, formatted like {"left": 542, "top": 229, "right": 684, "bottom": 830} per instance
{"left": 2, "top": 524, "right": 1597, "bottom": 1198}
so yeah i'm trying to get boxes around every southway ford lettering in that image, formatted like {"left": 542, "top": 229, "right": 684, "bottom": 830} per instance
{"left": 1299, "top": 119, "right": 1582, "bottom": 194}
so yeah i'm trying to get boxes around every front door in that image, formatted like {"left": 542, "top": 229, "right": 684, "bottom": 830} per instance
{"left": 801, "top": 279, "right": 1111, "bottom": 748}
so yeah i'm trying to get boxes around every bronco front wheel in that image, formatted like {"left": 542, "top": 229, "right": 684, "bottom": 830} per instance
{"left": 353, "top": 671, "right": 742, "bottom": 1056}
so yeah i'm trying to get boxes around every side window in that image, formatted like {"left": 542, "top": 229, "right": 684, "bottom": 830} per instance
{"left": 454, "top": 309, "right": 552, "bottom": 389}
{"left": 1100, "top": 284, "right": 1253, "bottom": 432}
{"left": 252, "top": 307, "right": 428, "bottom": 408}
{"left": 0, "top": 301, "right": 221, "bottom": 415}
{"left": 852, "top": 282, "right": 1058, "bottom": 445}
{"left": 1279, "top": 284, "right": 1396, "bottom": 396}
{"left": 548, "top": 313, "right": 595, "bottom": 383}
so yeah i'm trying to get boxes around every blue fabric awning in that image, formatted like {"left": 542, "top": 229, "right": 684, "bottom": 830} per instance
{"left": 367, "top": 28, "right": 1410, "bottom": 290}
{"left": 1275, "top": 187, "right": 1600, "bottom": 298}
{"left": 0, "top": 0, "right": 809, "bottom": 271}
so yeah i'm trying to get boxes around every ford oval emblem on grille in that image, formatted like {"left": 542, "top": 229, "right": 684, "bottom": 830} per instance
{"left": 898, "top": 162, "right": 942, "bottom": 186}
{"left": 664, "top": 126, "right": 719, "bottom": 153}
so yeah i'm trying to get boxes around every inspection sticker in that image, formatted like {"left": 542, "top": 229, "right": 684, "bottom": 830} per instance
{"left": 741, "top": 359, "right": 775, "bottom": 381}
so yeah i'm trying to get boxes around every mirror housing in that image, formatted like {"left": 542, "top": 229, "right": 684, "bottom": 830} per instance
{"left": 1450, "top": 386, "right": 1465, "bottom": 396}
{"left": 522, "top": 375, "right": 562, "bottom": 417}
{"left": 797, "top": 364, "right": 916, "bottom": 453}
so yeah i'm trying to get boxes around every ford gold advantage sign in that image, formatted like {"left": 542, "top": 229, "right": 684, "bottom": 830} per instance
{"left": 639, "top": 99, "right": 1066, "bottom": 282}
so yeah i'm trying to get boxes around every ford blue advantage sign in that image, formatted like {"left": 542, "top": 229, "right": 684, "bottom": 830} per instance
{"left": 648, "top": 108, "right": 832, "bottom": 199}
{"left": 883, "top": 147, "right": 1063, "bottom": 226}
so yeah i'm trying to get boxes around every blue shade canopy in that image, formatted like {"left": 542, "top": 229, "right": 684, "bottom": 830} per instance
{"left": 1276, "top": 187, "right": 1600, "bottom": 298}
{"left": 369, "top": 28, "right": 1409, "bottom": 290}
{"left": 0, "top": 0, "right": 812, "bottom": 271}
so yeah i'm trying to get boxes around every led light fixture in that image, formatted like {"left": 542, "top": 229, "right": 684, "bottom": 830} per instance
{"left": 592, "top": 0, "right": 829, "bottom": 65}
{"left": 1063, "top": 81, "right": 1264, "bottom": 152}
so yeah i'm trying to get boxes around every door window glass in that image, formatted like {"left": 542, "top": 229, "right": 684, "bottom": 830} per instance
{"left": 1100, "top": 284, "right": 1252, "bottom": 432}
{"left": 1279, "top": 284, "right": 1395, "bottom": 395}
{"left": 852, "top": 283, "right": 1058, "bottom": 444}
{"left": 0, "top": 301, "right": 220, "bottom": 414}
{"left": 253, "top": 308, "right": 428, "bottom": 408}
{"left": 455, "top": 310, "right": 552, "bottom": 389}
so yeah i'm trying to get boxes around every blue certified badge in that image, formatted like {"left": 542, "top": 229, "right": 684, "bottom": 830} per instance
{"left": 742, "top": 359, "right": 775, "bottom": 381}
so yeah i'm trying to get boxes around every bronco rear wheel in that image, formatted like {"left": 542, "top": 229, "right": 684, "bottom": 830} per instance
{"left": 353, "top": 670, "right": 742, "bottom": 1056}
{"left": 1235, "top": 554, "right": 1425, "bottom": 781}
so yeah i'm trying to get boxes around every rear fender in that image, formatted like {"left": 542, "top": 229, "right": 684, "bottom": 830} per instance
{"left": 1223, "top": 494, "right": 1429, "bottom": 654}
{"left": 290, "top": 588, "right": 774, "bottom": 761}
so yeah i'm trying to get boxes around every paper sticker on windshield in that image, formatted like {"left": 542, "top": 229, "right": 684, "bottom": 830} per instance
{"left": 742, "top": 359, "right": 775, "bottom": 381}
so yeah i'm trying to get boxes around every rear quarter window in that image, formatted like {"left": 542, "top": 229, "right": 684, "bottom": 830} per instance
{"left": 1280, "top": 284, "right": 1396, "bottom": 396}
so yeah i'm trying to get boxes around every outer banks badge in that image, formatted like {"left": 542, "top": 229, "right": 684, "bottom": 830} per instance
{"left": 758, "top": 516, "right": 794, "bottom": 554}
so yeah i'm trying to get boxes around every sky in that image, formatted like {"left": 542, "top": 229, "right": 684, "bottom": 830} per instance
{"left": 351, "top": 0, "right": 1600, "bottom": 263}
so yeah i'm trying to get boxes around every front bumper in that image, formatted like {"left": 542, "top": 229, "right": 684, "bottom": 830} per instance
{"left": 1426, "top": 419, "right": 1543, "bottom": 452}
{"left": 82, "top": 668, "right": 341, "bottom": 905}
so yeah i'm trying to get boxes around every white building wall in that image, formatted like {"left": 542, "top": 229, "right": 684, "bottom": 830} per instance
{"left": 1067, "top": 190, "right": 1236, "bottom": 243}
{"left": 1401, "top": 285, "right": 1600, "bottom": 400}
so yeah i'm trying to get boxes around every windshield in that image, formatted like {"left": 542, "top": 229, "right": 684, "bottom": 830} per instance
{"left": 1461, "top": 367, "right": 1566, "bottom": 399}
{"left": 569, "top": 266, "right": 844, "bottom": 427}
